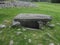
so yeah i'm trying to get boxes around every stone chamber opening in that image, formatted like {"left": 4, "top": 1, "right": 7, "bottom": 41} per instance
{"left": 20, "top": 21, "right": 39, "bottom": 29}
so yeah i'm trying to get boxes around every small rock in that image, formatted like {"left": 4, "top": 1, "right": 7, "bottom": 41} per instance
{"left": 17, "top": 28, "right": 21, "bottom": 31}
{"left": 9, "top": 40, "right": 14, "bottom": 45}
{"left": 38, "top": 43, "right": 42, "bottom": 45}
{"left": 12, "top": 21, "right": 20, "bottom": 27}
{"left": 56, "top": 23, "right": 60, "bottom": 25}
{"left": 16, "top": 31, "right": 22, "bottom": 35}
{"left": 48, "top": 24, "right": 55, "bottom": 28}
{"left": 33, "top": 34, "right": 36, "bottom": 36}
{"left": 22, "top": 28, "right": 26, "bottom": 31}
{"left": 28, "top": 39, "right": 32, "bottom": 43}
{"left": 49, "top": 43, "right": 54, "bottom": 45}
{"left": 26, "top": 28, "right": 37, "bottom": 30}
{"left": 0, "top": 24, "right": 6, "bottom": 28}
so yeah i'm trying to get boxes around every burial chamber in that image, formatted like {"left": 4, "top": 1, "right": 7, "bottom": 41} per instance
{"left": 13, "top": 14, "right": 52, "bottom": 29}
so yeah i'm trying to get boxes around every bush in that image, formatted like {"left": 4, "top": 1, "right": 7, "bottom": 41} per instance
{"left": 51, "top": 0, "right": 60, "bottom": 3}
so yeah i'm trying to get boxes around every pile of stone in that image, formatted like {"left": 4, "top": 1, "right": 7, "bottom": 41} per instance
{"left": 14, "top": 1, "right": 36, "bottom": 7}
{"left": 0, "top": 1, "right": 37, "bottom": 8}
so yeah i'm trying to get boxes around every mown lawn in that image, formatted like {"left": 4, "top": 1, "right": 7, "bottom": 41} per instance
{"left": 0, "top": 2, "right": 60, "bottom": 45}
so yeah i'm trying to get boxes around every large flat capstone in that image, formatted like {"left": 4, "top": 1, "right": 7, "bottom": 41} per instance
{"left": 13, "top": 14, "right": 52, "bottom": 29}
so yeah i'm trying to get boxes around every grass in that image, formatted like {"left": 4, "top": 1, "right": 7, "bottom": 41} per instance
{"left": 0, "top": 2, "right": 60, "bottom": 45}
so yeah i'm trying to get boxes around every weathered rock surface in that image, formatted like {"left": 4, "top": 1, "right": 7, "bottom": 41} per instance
{"left": 13, "top": 14, "right": 52, "bottom": 29}
{"left": 14, "top": 14, "right": 52, "bottom": 20}
{"left": 0, "top": 24, "right": 6, "bottom": 29}
{"left": 48, "top": 24, "right": 55, "bottom": 28}
{"left": 12, "top": 21, "right": 20, "bottom": 27}
{"left": 0, "top": 1, "right": 37, "bottom": 8}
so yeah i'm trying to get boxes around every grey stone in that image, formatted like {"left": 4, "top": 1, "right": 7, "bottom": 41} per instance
{"left": 49, "top": 43, "right": 54, "bottom": 45}
{"left": 56, "top": 23, "right": 60, "bottom": 25}
{"left": 48, "top": 24, "right": 55, "bottom": 28}
{"left": 26, "top": 28, "right": 38, "bottom": 30}
{"left": 16, "top": 31, "right": 22, "bottom": 35}
{"left": 22, "top": 28, "right": 26, "bottom": 31}
{"left": 9, "top": 40, "right": 14, "bottom": 45}
{"left": 28, "top": 39, "right": 32, "bottom": 43}
{"left": 38, "top": 21, "right": 44, "bottom": 29}
{"left": 13, "top": 14, "right": 52, "bottom": 29}
{"left": 12, "top": 1, "right": 36, "bottom": 7}
{"left": 14, "top": 14, "right": 52, "bottom": 19}
{"left": 0, "top": 24, "right": 6, "bottom": 28}
{"left": 33, "top": 34, "right": 36, "bottom": 36}
{"left": 38, "top": 43, "right": 42, "bottom": 45}
{"left": 0, "top": 1, "right": 37, "bottom": 8}
{"left": 17, "top": 28, "right": 21, "bottom": 31}
{"left": 12, "top": 21, "right": 20, "bottom": 27}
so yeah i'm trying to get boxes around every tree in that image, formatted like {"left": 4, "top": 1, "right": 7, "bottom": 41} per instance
{"left": 51, "top": 0, "right": 60, "bottom": 3}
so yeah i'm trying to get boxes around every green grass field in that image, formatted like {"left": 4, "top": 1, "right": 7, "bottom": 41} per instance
{"left": 0, "top": 2, "right": 60, "bottom": 45}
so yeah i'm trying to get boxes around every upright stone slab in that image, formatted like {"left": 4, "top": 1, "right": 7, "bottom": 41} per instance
{"left": 13, "top": 14, "right": 52, "bottom": 29}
